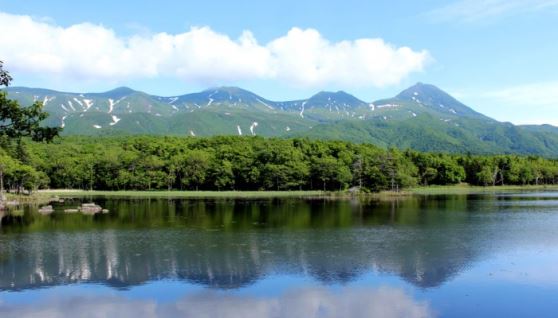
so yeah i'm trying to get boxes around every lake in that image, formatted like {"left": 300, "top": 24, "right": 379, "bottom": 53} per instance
{"left": 1, "top": 192, "right": 558, "bottom": 317}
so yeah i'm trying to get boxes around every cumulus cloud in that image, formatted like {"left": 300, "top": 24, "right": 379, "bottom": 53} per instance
{"left": 0, "top": 286, "right": 433, "bottom": 318}
{"left": 427, "top": 0, "right": 558, "bottom": 22}
{"left": 0, "top": 12, "right": 429, "bottom": 88}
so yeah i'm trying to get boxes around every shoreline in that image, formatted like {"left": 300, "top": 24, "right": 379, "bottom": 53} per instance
{"left": 2, "top": 184, "right": 557, "bottom": 207}
{"left": 36, "top": 190, "right": 329, "bottom": 199}
{"left": 410, "top": 184, "right": 558, "bottom": 195}
{"left": 39, "top": 184, "right": 558, "bottom": 198}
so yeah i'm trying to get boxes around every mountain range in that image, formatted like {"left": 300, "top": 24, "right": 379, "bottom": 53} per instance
{"left": 5, "top": 83, "right": 558, "bottom": 156}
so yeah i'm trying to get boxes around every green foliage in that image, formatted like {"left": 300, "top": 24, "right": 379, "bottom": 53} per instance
{"left": 2, "top": 135, "right": 558, "bottom": 193}
{"left": 0, "top": 61, "right": 12, "bottom": 87}
{"left": 0, "top": 61, "right": 61, "bottom": 195}
{"left": 0, "top": 93, "right": 61, "bottom": 142}
{"left": 0, "top": 61, "right": 61, "bottom": 142}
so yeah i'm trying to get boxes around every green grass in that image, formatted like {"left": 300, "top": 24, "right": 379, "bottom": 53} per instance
{"left": 38, "top": 190, "right": 327, "bottom": 199}
{"left": 21, "top": 184, "right": 558, "bottom": 202}
{"left": 4, "top": 192, "right": 56, "bottom": 205}
{"left": 410, "top": 184, "right": 558, "bottom": 195}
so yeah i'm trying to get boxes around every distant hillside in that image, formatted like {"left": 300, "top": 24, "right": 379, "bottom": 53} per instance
{"left": 5, "top": 83, "right": 558, "bottom": 156}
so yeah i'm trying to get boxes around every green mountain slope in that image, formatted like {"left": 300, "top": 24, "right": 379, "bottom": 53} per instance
{"left": 298, "top": 114, "right": 558, "bottom": 155}
{"left": 5, "top": 83, "right": 558, "bottom": 156}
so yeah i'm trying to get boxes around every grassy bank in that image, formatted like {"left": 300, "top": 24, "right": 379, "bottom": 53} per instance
{"left": 410, "top": 184, "right": 558, "bottom": 195}
{"left": 2, "top": 192, "right": 59, "bottom": 205}
{"left": 37, "top": 190, "right": 328, "bottom": 199}
{"left": 4, "top": 184, "right": 555, "bottom": 204}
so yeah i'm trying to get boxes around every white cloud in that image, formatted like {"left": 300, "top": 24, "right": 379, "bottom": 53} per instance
{"left": 458, "top": 81, "right": 558, "bottom": 126}
{"left": 267, "top": 28, "right": 429, "bottom": 87}
{"left": 482, "top": 81, "right": 558, "bottom": 110}
{"left": 0, "top": 12, "right": 429, "bottom": 88}
{"left": 427, "top": 0, "right": 558, "bottom": 22}
{"left": 0, "top": 286, "right": 433, "bottom": 318}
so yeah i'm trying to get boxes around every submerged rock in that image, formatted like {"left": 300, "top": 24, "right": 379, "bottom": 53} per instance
{"left": 80, "top": 203, "right": 103, "bottom": 214}
{"left": 62, "top": 203, "right": 107, "bottom": 215}
{"left": 38, "top": 205, "right": 54, "bottom": 214}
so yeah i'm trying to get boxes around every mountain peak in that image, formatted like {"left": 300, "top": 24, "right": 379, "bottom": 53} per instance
{"left": 99, "top": 86, "right": 137, "bottom": 98}
{"left": 308, "top": 90, "right": 366, "bottom": 106}
{"left": 204, "top": 86, "right": 252, "bottom": 95}
{"left": 312, "top": 90, "right": 354, "bottom": 98}
{"left": 395, "top": 82, "right": 486, "bottom": 119}
{"left": 396, "top": 83, "right": 447, "bottom": 100}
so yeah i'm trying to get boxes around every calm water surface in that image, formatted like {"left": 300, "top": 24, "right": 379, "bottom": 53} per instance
{"left": 1, "top": 192, "right": 558, "bottom": 317}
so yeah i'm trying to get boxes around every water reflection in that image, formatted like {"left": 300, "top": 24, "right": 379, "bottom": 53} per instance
{"left": 0, "top": 286, "right": 432, "bottom": 318}
{"left": 1, "top": 193, "right": 558, "bottom": 292}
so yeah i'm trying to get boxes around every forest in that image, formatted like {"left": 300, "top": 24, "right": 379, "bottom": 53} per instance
{"left": 1, "top": 135, "right": 558, "bottom": 193}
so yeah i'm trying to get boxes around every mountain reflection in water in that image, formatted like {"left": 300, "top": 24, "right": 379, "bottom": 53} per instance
{"left": 0, "top": 193, "right": 557, "bottom": 292}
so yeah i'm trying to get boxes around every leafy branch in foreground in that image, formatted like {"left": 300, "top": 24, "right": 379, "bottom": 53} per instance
{"left": 1, "top": 61, "right": 60, "bottom": 195}
{"left": 0, "top": 61, "right": 61, "bottom": 142}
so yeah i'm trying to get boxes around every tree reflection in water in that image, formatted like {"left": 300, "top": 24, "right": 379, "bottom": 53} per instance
{"left": 0, "top": 193, "right": 556, "bottom": 291}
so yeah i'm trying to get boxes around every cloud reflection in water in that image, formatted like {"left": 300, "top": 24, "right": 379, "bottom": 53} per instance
{"left": 0, "top": 286, "right": 433, "bottom": 318}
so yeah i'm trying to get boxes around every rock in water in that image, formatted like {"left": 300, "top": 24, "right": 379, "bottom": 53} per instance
{"left": 80, "top": 203, "right": 103, "bottom": 214}
{"left": 38, "top": 205, "right": 54, "bottom": 214}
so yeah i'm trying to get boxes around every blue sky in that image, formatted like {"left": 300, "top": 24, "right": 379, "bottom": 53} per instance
{"left": 0, "top": 0, "right": 557, "bottom": 125}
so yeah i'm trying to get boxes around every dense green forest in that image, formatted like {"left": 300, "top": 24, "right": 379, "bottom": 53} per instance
{"left": 1, "top": 135, "right": 557, "bottom": 193}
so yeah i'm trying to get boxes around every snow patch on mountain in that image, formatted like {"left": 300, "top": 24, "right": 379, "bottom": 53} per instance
{"left": 108, "top": 99, "right": 115, "bottom": 113}
{"left": 250, "top": 122, "right": 258, "bottom": 135}
{"left": 256, "top": 98, "right": 273, "bottom": 110}
{"left": 42, "top": 96, "right": 55, "bottom": 106}
{"left": 109, "top": 115, "right": 120, "bottom": 126}
{"left": 237, "top": 125, "right": 242, "bottom": 136}
{"left": 73, "top": 98, "right": 83, "bottom": 108}
{"left": 300, "top": 101, "right": 307, "bottom": 118}
{"left": 83, "top": 99, "right": 94, "bottom": 111}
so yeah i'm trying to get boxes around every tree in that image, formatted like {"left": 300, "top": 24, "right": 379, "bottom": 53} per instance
{"left": 0, "top": 61, "right": 11, "bottom": 87}
{"left": 312, "top": 156, "right": 352, "bottom": 191}
{"left": 1, "top": 61, "right": 62, "bottom": 195}
{"left": 0, "top": 61, "right": 61, "bottom": 142}
{"left": 180, "top": 150, "right": 212, "bottom": 190}
{"left": 476, "top": 165, "right": 496, "bottom": 186}
{"left": 212, "top": 160, "right": 234, "bottom": 190}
